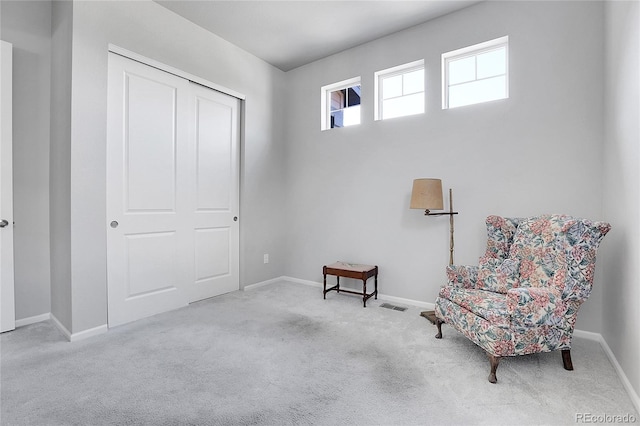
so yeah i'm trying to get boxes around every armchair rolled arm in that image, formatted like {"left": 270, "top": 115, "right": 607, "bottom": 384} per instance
{"left": 507, "top": 287, "right": 566, "bottom": 328}
{"left": 446, "top": 265, "right": 479, "bottom": 289}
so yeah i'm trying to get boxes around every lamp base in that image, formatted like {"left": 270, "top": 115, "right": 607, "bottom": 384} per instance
{"left": 420, "top": 310, "right": 437, "bottom": 324}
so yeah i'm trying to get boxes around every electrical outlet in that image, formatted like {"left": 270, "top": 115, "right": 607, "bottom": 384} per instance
{"left": 263, "top": 254, "right": 269, "bottom": 264}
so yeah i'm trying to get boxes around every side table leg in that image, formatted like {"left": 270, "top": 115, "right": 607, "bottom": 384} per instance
{"left": 336, "top": 276, "right": 340, "bottom": 293}
{"left": 323, "top": 267, "right": 327, "bottom": 300}
{"left": 362, "top": 279, "right": 367, "bottom": 307}
{"left": 374, "top": 269, "right": 378, "bottom": 300}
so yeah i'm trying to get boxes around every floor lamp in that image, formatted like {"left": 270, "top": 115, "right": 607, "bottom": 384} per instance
{"left": 410, "top": 178, "right": 458, "bottom": 324}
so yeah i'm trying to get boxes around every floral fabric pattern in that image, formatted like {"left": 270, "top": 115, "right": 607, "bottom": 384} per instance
{"left": 483, "top": 215, "right": 523, "bottom": 260}
{"left": 477, "top": 257, "right": 520, "bottom": 293}
{"left": 446, "top": 265, "right": 478, "bottom": 289}
{"left": 507, "top": 287, "right": 565, "bottom": 327}
{"left": 435, "top": 214, "right": 610, "bottom": 358}
{"left": 438, "top": 286, "right": 511, "bottom": 327}
{"left": 507, "top": 215, "right": 570, "bottom": 290}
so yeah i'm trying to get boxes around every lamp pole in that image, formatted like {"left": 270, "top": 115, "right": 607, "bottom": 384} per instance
{"left": 421, "top": 188, "right": 458, "bottom": 324}
{"left": 424, "top": 188, "right": 457, "bottom": 265}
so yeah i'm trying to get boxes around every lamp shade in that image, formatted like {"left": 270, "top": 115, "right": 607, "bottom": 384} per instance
{"left": 410, "top": 178, "right": 444, "bottom": 210}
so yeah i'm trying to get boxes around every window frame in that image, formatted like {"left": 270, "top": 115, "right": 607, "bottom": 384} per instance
{"left": 374, "top": 59, "right": 425, "bottom": 121}
{"left": 320, "top": 76, "right": 361, "bottom": 131}
{"left": 442, "top": 36, "right": 509, "bottom": 109}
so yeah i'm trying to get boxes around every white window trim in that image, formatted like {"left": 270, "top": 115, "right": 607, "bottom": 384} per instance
{"left": 320, "top": 76, "right": 361, "bottom": 131}
{"left": 374, "top": 59, "right": 424, "bottom": 121}
{"left": 442, "top": 36, "right": 509, "bottom": 109}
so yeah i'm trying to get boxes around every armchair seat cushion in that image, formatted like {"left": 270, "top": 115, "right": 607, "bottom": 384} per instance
{"left": 438, "top": 285, "right": 567, "bottom": 331}
{"left": 507, "top": 287, "right": 566, "bottom": 327}
{"left": 438, "top": 287, "right": 511, "bottom": 328}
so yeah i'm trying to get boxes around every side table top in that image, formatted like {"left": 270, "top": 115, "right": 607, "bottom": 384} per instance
{"left": 325, "top": 261, "right": 377, "bottom": 273}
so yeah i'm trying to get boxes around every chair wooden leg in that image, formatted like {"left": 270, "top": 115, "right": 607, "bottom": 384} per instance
{"left": 435, "top": 318, "right": 443, "bottom": 339}
{"left": 488, "top": 354, "right": 500, "bottom": 384}
{"left": 562, "top": 349, "right": 574, "bottom": 371}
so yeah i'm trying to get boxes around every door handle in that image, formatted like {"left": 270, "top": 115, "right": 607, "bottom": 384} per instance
{"left": 110, "top": 221, "right": 119, "bottom": 228}
{"left": 0, "top": 219, "right": 8, "bottom": 228}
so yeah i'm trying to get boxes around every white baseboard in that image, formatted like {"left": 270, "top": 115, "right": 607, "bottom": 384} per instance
{"left": 50, "top": 313, "right": 71, "bottom": 341}
{"left": 281, "top": 276, "right": 321, "bottom": 288}
{"left": 69, "top": 324, "right": 108, "bottom": 342}
{"left": 15, "top": 313, "right": 51, "bottom": 328}
{"left": 50, "top": 313, "right": 108, "bottom": 342}
{"left": 600, "top": 338, "right": 640, "bottom": 414}
{"left": 574, "top": 329, "right": 640, "bottom": 414}
{"left": 243, "top": 276, "right": 288, "bottom": 291}
{"left": 573, "top": 329, "right": 601, "bottom": 341}
{"left": 244, "top": 276, "right": 326, "bottom": 290}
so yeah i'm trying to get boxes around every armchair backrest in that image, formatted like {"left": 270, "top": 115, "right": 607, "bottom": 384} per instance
{"left": 507, "top": 215, "right": 610, "bottom": 301}
{"left": 507, "top": 215, "right": 572, "bottom": 291}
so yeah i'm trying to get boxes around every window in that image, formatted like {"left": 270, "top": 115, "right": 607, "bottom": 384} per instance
{"left": 321, "top": 77, "right": 361, "bottom": 130}
{"left": 442, "top": 36, "right": 508, "bottom": 109}
{"left": 375, "top": 60, "right": 424, "bottom": 120}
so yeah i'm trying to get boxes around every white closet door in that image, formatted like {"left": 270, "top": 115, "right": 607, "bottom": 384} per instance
{"left": 106, "top": 53, "right": 191, "bottom": 327}
{"left": 0, "top": 41, "right": 15, "bottom": 333}
{"left": 187, "top": 83, "right": 240, "bottom": 303}
{"left": 106, "top": 53, "right": 241, "bottom": 327}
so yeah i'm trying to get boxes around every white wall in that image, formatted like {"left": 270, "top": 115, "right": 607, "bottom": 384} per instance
{"left": 54, "top": 0, "right": 286, "bottom": 333}
{"left": 49, "top": 0, "right": 73, "bottom": 329}
{"left": 284, "top": 1, "right": 606, "bottom": 331}
{"left": 0, "top": 1, "right": 52, "bottom": 321}
{"left": 603, "top": 0, "right": 640, "bottom": 404}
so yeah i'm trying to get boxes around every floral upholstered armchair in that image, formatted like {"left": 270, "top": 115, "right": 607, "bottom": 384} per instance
{"left": 434, "top": 214, "right": 611, "bottom": 383}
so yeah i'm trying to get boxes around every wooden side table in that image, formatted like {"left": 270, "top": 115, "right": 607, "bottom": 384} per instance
{"left": 323, "top": 261, "right": 378, "bottom": 307}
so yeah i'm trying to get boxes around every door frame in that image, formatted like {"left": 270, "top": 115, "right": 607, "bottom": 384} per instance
{"left": 1, "top": 40, "right": 15, "bottom": 333}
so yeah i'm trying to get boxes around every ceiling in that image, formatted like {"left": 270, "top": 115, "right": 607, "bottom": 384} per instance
{"left": 155, "top": 1, "right": 481, "bottom": 71}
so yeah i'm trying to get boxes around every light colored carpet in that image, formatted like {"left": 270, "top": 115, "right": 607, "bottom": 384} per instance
{"left": 1, "top": 281, "right": 638, "bottom": 425}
